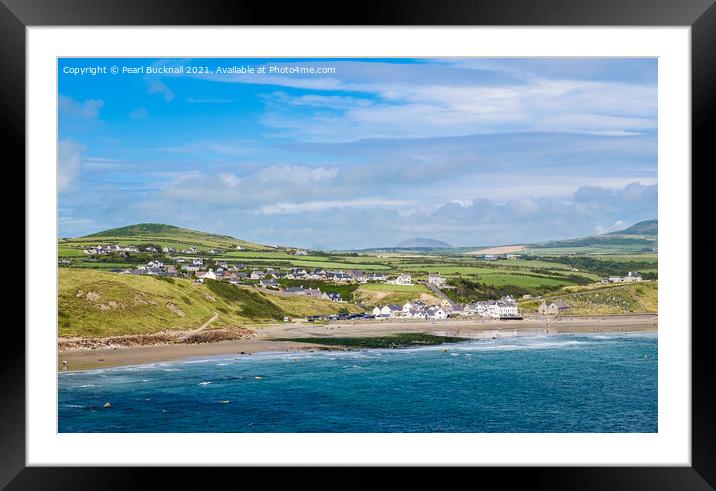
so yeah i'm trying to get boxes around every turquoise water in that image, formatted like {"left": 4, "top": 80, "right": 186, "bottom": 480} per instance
{"left": 58, "top": 333, "right": 657, "bottom": 432}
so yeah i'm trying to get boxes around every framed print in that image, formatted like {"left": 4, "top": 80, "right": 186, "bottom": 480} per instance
{"left": 4, "top": 0, "right": 714, "bottom": 487}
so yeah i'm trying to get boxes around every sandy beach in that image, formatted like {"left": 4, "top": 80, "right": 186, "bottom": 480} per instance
{"left": 58, "top": 314, "right": 657, "bottom": 371}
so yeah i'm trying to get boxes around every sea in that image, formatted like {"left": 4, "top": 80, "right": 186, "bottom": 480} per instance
{"left": 58, "top": 332, "right": 657, "bottom": 433}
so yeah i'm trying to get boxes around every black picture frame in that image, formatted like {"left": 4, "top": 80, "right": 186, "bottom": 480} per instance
{"left": 3, "top": 0, "right": 713, "bottom": 487}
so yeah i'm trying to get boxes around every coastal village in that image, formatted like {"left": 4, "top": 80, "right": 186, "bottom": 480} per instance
{"left": 67, "top": 241, "right": 645, "bottom": 323}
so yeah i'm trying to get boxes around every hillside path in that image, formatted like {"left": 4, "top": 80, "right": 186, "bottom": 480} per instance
{"left": 177, "top": 312, "right": 219, "bottom": 342}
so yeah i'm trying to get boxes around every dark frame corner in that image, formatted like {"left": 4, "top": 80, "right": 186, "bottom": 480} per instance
{"left": 4, "top": 0, "right": 714, "bottom": 488}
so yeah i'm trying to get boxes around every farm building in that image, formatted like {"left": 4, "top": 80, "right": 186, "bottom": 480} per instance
{"left": 624, "top": 271, "right": 643, "bottom": 282}
{"left": 538, "top": 300, "right": 571, "bottom": 315}
{"left": 605, "top": 272, "right": 643, "bottom": 283}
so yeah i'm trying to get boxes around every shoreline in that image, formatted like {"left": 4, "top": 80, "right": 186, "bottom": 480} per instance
{"left": 58, "top": 314, "right": 657, "bottom": 372}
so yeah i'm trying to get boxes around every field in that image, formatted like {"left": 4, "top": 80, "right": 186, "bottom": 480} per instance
{"left": 58, "top": 222, "right": 659, "bottom": 338}
{"left": 58, "top": 247, "right": 86, "bottom": 257}
{"left": 63, "top": 262, "right": 132, "bottom": 270}
{"left": 60, "top": 222, "right": 657, "bottom": 285}
{"left": 467, "top": 245, "right": 526, "bottom": 255}
{"left": 353, "top": 283, "right": 441, "bottom": 307}
{"left": 358, "top": 283, "right": 427, "bottom": 292}
{"left": 217, "top": 257, "right": 391, "bottom": 270}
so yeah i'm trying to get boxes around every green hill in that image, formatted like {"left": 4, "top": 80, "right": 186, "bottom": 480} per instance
{"left": 525, "top": 219, "right": 658, "bottom": 254}
{"left": 518, "top": 280, "right": 658, "bottom": 315}
{"left": 58, "top": 269, "right": 360, "bottom": 338}
{"left": 606, "top": 219, "right": 658, "bottom": 236}
{"left": 84, "top": 223, "right": 219, "bottom": 238}
{"left": 62, "top": 223, "right": 271, "bottom": 251}
{"left": 394, "top": 237, "right": 453, "bottom": 249}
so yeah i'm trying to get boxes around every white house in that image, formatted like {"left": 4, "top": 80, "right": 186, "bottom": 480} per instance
{"left": 331, "top": 272, "right": 352, "bottom": 282}
{"left": 497, "top": 296, "right": 519, "bottom": 318}
{"left": 472, "top": 300, "right": 501, "bottom": 318}
{"left": 260, "top": 278, "right": 279, "bottom": 289}
{"left": 372, "top": 306, "right": 383, "bottom": 317}
{"left": 427, "top": 306, "right": 447, "bottom": 319}
{"left": 322, "top": 292, "right": 342, "bottom": 302}
{"left": 624, "top": 271, "right": 643, "bottom": 282}
{"left": 391, "top": 273, "right": 412, "bottom": 285}
{"left": 378, "top": 304, "right": 402, "bottom": 317}
{"left": 427, "top": 272, "right": 446, "bottom": 287}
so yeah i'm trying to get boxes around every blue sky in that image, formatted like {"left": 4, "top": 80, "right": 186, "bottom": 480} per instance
{"left": 58, "top": 57, "right": 657, "bottom": 249}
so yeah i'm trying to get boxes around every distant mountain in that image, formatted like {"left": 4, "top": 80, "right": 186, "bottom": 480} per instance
{"left": 395, "top": 237, "right": 453, "bottom": 249}
{"left": 605, "top": 219, "right": 658, "bottom": 236}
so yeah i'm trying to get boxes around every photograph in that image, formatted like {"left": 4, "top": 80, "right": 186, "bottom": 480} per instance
{"left": 56, "top": 56, "right": 659, "bottom": 433}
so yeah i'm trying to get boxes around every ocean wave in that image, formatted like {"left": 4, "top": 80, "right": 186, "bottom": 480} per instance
{"left": 181, "top": 359, "right": 213, "bottom": 365}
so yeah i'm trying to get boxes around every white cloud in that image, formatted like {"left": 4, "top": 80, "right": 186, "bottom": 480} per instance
{"left": 219, "top": 172, "right": 242, "bottom": 187}
{"left": 259, "top": 198, "right": 413, "bottom": 215}
{"left": 260, "top": 78, "right": 656, "bottom": 141}
{"left": 147, "top": 80, "right": 174, "bottom": 102}
{"left": 58, "top": 139, "right": 84, "bottom": 192}
{"left": 191, "top": 60, "right": 656, "bottom": 141}
{"left": 58, "top": 95, "right": 104, "bottom": 119}
{"left": 257, "top": 165, "right": 338, "bottom": 184}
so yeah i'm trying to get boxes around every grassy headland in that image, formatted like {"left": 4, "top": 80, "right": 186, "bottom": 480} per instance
{"left": 518, "top": 280, "right": 658, "bottom": 315}
{"left": 58, "top": 269, "right": 359, "bottom": 338}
